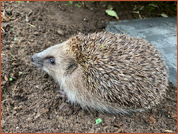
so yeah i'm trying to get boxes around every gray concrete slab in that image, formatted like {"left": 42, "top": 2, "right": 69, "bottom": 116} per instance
{"left": 106, "top": 17, "right": 177, "bottom": 87}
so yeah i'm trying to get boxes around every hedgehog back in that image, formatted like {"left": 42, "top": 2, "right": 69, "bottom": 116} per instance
{"left": 67, "top": 32, "right": 168, "bottom": 109}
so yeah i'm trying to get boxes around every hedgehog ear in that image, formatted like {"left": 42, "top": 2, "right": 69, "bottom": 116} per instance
{"left": 66, "top": 59, "right": 78, "bottom": 74}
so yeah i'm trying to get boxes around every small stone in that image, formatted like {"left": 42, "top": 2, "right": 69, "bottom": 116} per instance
{"left": 83, "top": 18, "right": 88, "bottom": 22}
{"left": 57, "top": 29, "right": 64, "bottom": 36}
{"left": 88, "top": 128, "right": 95, "bottom": 133}
{"left": 58, "top": 116, "right": 63, "bottom": 122}
{"left": 1, "top": 120, "right": 5, "bottom": 127}
{"left": 34, "top": 32, "right": 39, "bottom": 36}
{"left": 59, "top": 103, "right": 70, "bottom": 111}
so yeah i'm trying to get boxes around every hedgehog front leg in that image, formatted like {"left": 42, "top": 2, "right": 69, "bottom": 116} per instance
{"left": 56, "top": 85, "right": 68, "bottom": 98}
{"left": 58, "top": 90, "right": 71, "bottom": 103}
{"left": 58, "top": 90, "right": 67, "bottom": 98}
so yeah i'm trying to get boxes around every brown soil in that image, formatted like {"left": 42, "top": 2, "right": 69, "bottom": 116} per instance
{"left": 1, "top": 1, "right": 177, "bottom": 133}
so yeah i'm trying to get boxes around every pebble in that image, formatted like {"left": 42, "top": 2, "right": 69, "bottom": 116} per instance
{"left": 57, "top": 29, "right": 64, "bottom": 36}
{"left": 83, "top": 18, "right": 88, "bottom": 22}
{"left": 34, "top": 32, "right": 39, "bottom": 36}
{"left": 58, "top": 116, "right": 63, "bottom": 122}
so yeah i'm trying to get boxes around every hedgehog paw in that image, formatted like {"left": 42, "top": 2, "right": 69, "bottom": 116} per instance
{"left": 58, "top": 91, "right": 67, "bottom": 98}
{"left": 58, "top": 91, "right": 71, "bottom": 103}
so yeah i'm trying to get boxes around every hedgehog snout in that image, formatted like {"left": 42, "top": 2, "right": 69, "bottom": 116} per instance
{"left": 31, "top": 54, "right": 43, "bottom": 67}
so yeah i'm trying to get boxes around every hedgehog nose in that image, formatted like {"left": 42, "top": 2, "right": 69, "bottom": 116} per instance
{"left": 31, "top": 56, "right": 34, "bottom": 62}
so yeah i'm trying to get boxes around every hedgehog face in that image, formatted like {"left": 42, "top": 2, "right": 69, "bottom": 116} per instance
{"left": 31, "top": 41, "right": 78, "bottom": 79}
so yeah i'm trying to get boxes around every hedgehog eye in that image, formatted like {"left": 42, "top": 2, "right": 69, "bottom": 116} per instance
{"left": 49, "top": 58, "right": 55, "bottom": 65}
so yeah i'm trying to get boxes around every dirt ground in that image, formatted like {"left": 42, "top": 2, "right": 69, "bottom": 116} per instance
{"left": 1, "top": 1, "right": 177, "bottom": 133}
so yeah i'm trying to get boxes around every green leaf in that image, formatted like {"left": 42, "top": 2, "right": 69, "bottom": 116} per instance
{"left": 95, "top": 118, "right": 102, "bottom": 125}
{"left": 19, "top": 72, "right": 23, "bottom": 74}
{"left": 69, "top": 1, "right": 73, "bottom": 4}
{"left": 9, "top": 78, "right": 13, "bottom": 81}
{"left": 139, "top": 6, "right": 144, "bottom": 10}
{"left": 161, "top": 13, "right": 168, "bottom": 17}
{"left": 17, "top": 1, "right": 23, "bottom": 3}
{"left": 14, "top": 38, "right": 19, "bottom": 41}
{"left": 148, "top": 3, "right": 158, "bottom": 8}
{"left": 28, "top": 23, "right": 35, "bottom": 28}
{"left": 76, "top": 4, "right": 80, "bottom": 8}
{"left": 27, "top": 1, "right": 29, "bottom": 3}
{"left": 133, "top": 5, "right": 137, "bottom": 11}
{"left": 132, "top": 11, "right": 139, "bottom": 14}
{"left": 64, "top": 4, "right": 68, "bottom": 6}
{"left": 171, "top": 6, "right": 177, "bottom": 12}
{"left": 146, "top": 6, "right": 154, "bottom": 12}
{"left": 105, "top": 10, "right": 119, "bottom": 19}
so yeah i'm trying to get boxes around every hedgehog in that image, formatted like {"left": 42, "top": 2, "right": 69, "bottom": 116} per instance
{"left": 31, "top": 32, "right": 168, "bottom": 114}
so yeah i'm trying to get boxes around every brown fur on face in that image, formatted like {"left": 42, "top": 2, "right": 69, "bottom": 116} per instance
{"left": 32, "top": 41, "right": 76, "bottom": 79}
{"left": 31, "top": 32, "right": 168, "bottom": 114}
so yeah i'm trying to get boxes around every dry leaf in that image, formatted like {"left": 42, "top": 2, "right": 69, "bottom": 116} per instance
{"left": 132, "top": 11, "right": 139, "bottom": 14}
{"left": 1, "top": 15, "right": 9, "bottom": 21}
{"left": 164, "top": 130, "right": 174, "bottom": 133}
{"left": 4, "top": 75, "right": 8, "bottom": 81}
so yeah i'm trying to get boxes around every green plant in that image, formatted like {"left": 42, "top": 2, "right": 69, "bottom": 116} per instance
{"left": 16, "top": 1, "right": 23, "bottom": 3}
{"left": 75, "top": 2, "right": 84, "bottom": 8}
{"left": 69, "top": 1, "right": 73, "bottom": 4}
